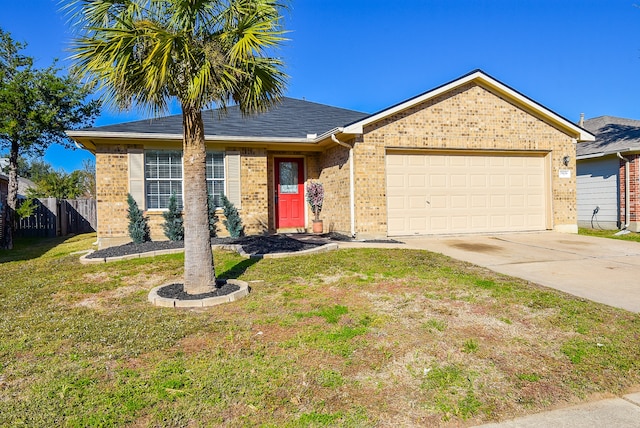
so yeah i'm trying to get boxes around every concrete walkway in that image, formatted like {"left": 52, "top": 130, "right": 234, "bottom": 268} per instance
{"left": 341, "top": 231, "right": 640, "bottom": 313}
{"left": 474, "top": 392, "right": 640, "bottom": 427}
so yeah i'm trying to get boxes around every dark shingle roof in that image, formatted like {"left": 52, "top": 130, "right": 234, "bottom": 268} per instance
{"left": 578, "top": 116, "right": 640, "bottom": 156}
{"left": 84, "top": 97, "right": 369, "bottom": 139}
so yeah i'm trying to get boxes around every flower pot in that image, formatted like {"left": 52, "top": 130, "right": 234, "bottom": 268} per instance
{"left": 312, "top": 220, "right": 323, "bottom": 234}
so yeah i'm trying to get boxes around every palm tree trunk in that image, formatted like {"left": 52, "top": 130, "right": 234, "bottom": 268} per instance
{"left": 182, "top": 105, "right": 216, "bottom": 294}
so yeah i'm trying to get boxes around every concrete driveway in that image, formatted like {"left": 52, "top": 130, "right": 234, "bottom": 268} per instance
{"left": 394, "top": 232, "right": 640, "bottom": 312}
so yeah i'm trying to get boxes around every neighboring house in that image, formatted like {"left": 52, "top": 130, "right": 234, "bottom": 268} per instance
{"left": 577, "top": 116, "right": 640, "bottom": 230}
{"left": 0, "top": 173, "right": 7, "bottom": 206}
{"left": 67, "top": 70, "right": 594, "bottom": 248}
{"left": 0, "top": 172, "right": 35, "bottom": 201}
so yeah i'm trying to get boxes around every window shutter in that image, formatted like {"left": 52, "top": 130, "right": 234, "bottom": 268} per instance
{"left": 128, "top": 149, "right": 145, "bottom": 209}
{"left": 226, "top": 151, "right": 241, "bottom": 209}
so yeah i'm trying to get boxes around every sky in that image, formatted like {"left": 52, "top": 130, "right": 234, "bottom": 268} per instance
{"left": 2, "top": 0, "right": 640, "bottom": 172}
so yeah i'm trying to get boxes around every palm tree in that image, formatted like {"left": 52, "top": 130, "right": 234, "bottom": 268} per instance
{"left": 65, "top": 0, "right": 287, "bottom": 294}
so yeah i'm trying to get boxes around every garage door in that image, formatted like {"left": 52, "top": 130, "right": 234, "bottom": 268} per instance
{"left": 386, "top": 152, "right": 547, "bottom": 235}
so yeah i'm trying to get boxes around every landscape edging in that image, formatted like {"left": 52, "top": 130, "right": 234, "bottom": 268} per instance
{"left": 79, "top": 242, "right": 338, "bottom": 264}
{"left": 148, "top": 279, "right": 250, "bottom": 308}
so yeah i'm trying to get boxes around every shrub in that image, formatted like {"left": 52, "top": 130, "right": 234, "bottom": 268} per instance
{"left": 162, "top": 192, "right": 183, "bottom": 241}
{"left": 221, "top": 194, "right": 244, "bottom": 238}
{"left": 208, "top": 195, "right": 219, "bottom": 237}
{"left": 15, "top": 197, "right": 37, "bottom": 219}
{"left": 127, "top": 194, "right": 150, "bottom": 244}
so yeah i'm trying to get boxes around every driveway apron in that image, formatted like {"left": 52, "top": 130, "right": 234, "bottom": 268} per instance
{"left": 396, "top": 232, "right": 640, "bottom": 313}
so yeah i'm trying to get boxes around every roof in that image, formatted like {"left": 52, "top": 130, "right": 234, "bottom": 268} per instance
{"left": 68, "top": 70, "right": 594, "bottom": 148}
{"left": 343, "top": 69, "right": 594, "bottom": 142}
{"left": 70, "top": 97, "right": 369, "bottom": 142}
{"left": 0, "top": 173, "right": 35, "bottom": 199}
{"left": 577, "top": 116, "right": 640, "bottom": 158}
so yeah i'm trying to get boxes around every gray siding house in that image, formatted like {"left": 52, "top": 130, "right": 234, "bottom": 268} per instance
{"left": 577, "top": 116, "right": 640, "bottom": 230}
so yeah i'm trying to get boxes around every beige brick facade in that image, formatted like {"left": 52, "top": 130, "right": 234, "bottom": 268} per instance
{"left": 234, "top": 146, "right": 269, "bottom": 235}
{"left": 353, "top": 83, "right": 577, "bottom": 237}
{"left": 318, "top": 144, "right": 352, "bottom": 235}
{"left": 95, "top": 144, "right": 132, "bottom": 244}
{"left": 95, "top": 144, "right": 329, "bottom": 247}
{"left": 89, "top": 77, "right": 585, "bottom": 247}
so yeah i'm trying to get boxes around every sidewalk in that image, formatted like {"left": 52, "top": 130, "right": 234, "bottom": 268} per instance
{"left": 474, "top": 392, "right": 640, "bottom": 427}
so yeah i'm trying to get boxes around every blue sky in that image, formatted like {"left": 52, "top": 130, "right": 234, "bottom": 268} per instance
{"left": 2, "top": 0, "right": 640, "bottom": 172}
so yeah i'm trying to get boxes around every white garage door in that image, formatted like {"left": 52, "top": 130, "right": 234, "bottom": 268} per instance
{"left": 386, "top": 152, "right": 548, "bottom": 235}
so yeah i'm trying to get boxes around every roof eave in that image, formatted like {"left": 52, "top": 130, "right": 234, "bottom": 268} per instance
{"left": 577, "top": 147, "right": 640, "bottom": 160}
{"left": 66, "top": 129, "right": 341, "bottom": 146}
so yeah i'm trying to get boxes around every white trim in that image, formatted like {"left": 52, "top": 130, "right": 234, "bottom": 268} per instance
{"left": 343, "top": 70, "right": 595, "bottom": 142}
{"left": 577, "top": 152, "right": 607, "bottom": 160}
{"left": 577, "top": 148, "right": 640, "bottom": 160}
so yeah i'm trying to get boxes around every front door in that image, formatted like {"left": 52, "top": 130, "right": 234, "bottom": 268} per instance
{"left": 275, "top": 158, "right": 305, "bottom": 228}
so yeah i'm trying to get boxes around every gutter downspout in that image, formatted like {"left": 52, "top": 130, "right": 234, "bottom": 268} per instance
{"left": 331, "top": 134, "right": 356, "bottom": 237}
{"left": 617, "top": 152, "right": 630, "bottom": 229}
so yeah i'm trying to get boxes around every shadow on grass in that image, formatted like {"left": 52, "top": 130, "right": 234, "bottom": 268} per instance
{"left": 216, "top": 257, "right": 261, "bottom": 280}
{"left": 0, "top": 235, "right": 74, "bottom": 263}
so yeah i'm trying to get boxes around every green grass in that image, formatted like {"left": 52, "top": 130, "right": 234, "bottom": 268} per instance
{"left": 1, "top": 233, "right": 639, "bottom": 426}
{"left": 579, "top": 227, "right": 640, "bottom": 243}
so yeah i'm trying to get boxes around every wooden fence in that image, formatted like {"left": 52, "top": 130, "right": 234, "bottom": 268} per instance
{"left": 15, "top": 198, "right": 96, "bottom": 238}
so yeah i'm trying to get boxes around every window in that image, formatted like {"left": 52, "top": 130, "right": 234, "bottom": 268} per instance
{"left": 145, "top": 151, "right": 183, "bottom": 209}
{"left": 207, "top": 152, "right": 225, "bottom": 207}
{"left": 144, "top": 151, "right": 227, "bottom": 210}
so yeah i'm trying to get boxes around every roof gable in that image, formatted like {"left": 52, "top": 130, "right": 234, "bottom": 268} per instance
{"left": 343, "top": 69, "right": 594, "bottom": 142}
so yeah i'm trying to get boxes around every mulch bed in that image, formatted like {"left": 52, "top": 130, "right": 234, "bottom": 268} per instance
{"left": 87, "top": 234, "right": 326, "bottom": 259}
{"left": 86, "top": 233, "right": 404, "bottom": 260}
{"left": 156, "top": 281, "right": 240, "bottom": 300}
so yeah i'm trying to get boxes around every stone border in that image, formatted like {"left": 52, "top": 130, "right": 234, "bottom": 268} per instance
{"left": 148, "top": 279, "right": 250, "bottom": 308}
{"left": 79, "top": 242, "right": 339, "bottom": 264}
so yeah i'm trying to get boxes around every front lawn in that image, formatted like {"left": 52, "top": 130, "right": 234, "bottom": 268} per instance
{"left": 1, "top": 234, "right": 639, "bottom": 427}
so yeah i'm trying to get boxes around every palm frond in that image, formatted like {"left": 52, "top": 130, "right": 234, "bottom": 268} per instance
{"left": 64, "top": 0, "right": 287, "bottom": 116}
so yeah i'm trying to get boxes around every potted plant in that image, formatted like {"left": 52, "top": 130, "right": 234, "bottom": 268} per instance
{"left": 306, "top": 181, "right": 324, "bottom": 233}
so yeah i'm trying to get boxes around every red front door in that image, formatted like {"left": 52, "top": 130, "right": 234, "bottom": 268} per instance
{"left": 275, "top": 158, "right": 305, "bottom": 228}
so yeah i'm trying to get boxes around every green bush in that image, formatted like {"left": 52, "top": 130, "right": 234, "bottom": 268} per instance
{"left": 15, "top": 197, "right": 37, "bottom": 219}
{"left": 208, "top": 195, "right": 218, "bottom": 237}
{"left": 127, "top": 194, "right": 150, "bottom": 244}
{"left": 221, "top": 194, "right": 243, "bottom": 238}
{"left": 162, "top": 193, "right": 183, "bottom": 241}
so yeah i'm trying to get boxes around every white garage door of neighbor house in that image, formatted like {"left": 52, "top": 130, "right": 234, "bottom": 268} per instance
{"left": 386, "top": 153, "right": 548, "bottom": 235}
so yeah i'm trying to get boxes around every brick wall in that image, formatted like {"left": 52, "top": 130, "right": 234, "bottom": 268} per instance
{"left": 95, "top": 144, "right": 270, "bottom": 247}
{"left": 235, "top": 147, "right": 269, "bottom": 235}
{"left": 355, "top": 82, "right": 577, "bottom": 237}
{"left": 619, "top": 154, "right": 640, "bottom": 230}
{"left": 318, "top": 144, "right": 352, "bottom": 234}
{"left": 95, "top": 144, "right": 132, "bottom": 245}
